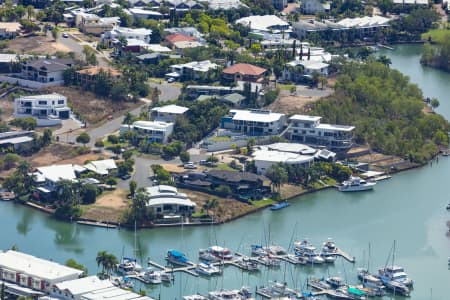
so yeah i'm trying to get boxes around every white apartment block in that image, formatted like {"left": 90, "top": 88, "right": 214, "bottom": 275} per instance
{"left": 121, "top": 120, "right": 174, "bottom": 144}
{"left": 150, "top": 104, "right": 189, "bottom": 122}
{"left": 221, "top": 109, "right": 286, "bottom": 136}
{"left": 289, "top": 115, "right": 354, "bottom": 150}
{"left": 14, "top": 93, "right": 71, "bottom": 126}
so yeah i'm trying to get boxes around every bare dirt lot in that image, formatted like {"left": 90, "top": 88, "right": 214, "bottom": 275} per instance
{"left": 5, "top": 35, "right": 72, "bottom": 56}
{"left": 82, "top": 189, "right": 129, "bottom": 223}
{"left": 40, "top": 86, "right": 144, "bottom": 125}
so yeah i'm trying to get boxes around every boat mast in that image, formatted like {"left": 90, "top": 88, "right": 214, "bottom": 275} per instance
{"left": 392, "top": 240, "right": 396, "bottom": 268}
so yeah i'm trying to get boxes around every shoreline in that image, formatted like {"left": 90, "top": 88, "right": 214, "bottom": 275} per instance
{"left": 11, "top": 157, "right": 431, "bottom": 230}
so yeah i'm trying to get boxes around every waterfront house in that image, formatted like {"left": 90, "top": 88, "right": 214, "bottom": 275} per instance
{"left": 206, "top": 169, "right": 268, "bottom": 197}
{"left": 0, "top": 130, "right": 34, "bottom": 153}
{"left": 0, "top": 22, "right": 21, "bottom": 39}
{"left": 221, "top": 109, "right": 286, "bottom": 136}
{"left": 144, "top": 185, "right": 196, "bottom": 218}
{"left": 235, "top": 15, "right": 292, "bottom": 35}
{"left": 0, "top": 250, "right": 83, "bottom": 295}
{"left": 150, "top": 104, "right": 189, "bottom": 122}
{"left": 84, "top": 159, "right": 117, "bottom": 176}
{"left": 14, "top": 93, "right": 71, "bottom": 126}
{"left": 252, "top": 148, "right": 315, "bottom": 175}
{"left": 282, "top": 60, "right": 329, "bottom": 83}
{"left": 289, "top": 114, "right": 354, "bottom": 150}
{"left": 120, "top": 120, "right": 174, "bottom": 144}
{"left": 21, "top": 58, "right": 74, "bottom": 84}
{"left": 222, "top": 63, "right": 267, "bottom": 83}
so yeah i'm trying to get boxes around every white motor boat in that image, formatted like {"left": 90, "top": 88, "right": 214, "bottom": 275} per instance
{"left": 258, "top": 255, "right": 281, "bottom": 267}
{"left": 117, "top": 258, "right": 142, "bottom": 275}
{"left": 236, "top": 257, "right": 259, "bottom": 271}
{"left": 357, "top": 268, "right": 385, "bottom": 297}
{"left": 294, "top": 240, "right": 325, "bottom": 264}
{"left": 141, "top": 268, "right": 162, "bottom": 284}
{"left": 208, "top": 287, "right": 252, "bottom": 299}
{"left": 338, "top": 176, "right": 376, "bottom": 192}
{"left": 199, "top": 249, "right": 221, "bottom": 262}
{"left": 183, "top": 295, "right": 208, "bottom": 300}
{"left": 161, "top": 271, "right": 173, "bottom": 282}
{"left": 196, "top": 262, "right": 221, "bottom": 276}
{"left": 378, "top": 265, "right": 413, "bottom": 287}
{"left": 208, "top": 245, "right": 233, "bottom": 260}
{"left": 257, "top": 281, "right": 301, "bottom": 298}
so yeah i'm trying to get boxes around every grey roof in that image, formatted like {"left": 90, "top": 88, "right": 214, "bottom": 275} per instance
{"left": 220, "top": 93, "right": 245, "bottom": 104}
{"left": 207, "top": 169, "right": 266, "bottom": 183}
{"left": 24, "top": 58, "right": 75, "bottom": 72}
{"left": 137, "top": 53, "right": 161, "bottom": 60}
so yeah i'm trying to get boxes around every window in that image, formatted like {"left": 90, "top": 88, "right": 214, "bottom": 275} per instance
{"left": 38, "top": 101, "right": 47, "bottom": 105}
{"left": 58, "top": 100, "right": 64, "bottom": 104}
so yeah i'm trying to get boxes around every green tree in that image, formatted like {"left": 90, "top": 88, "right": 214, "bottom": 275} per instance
{"left": 129, "top": 180, "right": 137, "bottom": 196}
{"left": 179, "top": 151, "right": 190, "bottom": 163}
{"left": 430, "top": 98, "right": 440, "bottom": 110}
{"left": 265, "top": 163, "right": 288, "bottom": 193}
{"left": 42, "top": 128, "right": 52, "bottom": 146}
{"left": 106, "top": 177, "right": 117, "bottom": 188}
{"left": 51, "top": 27, "right": 58, "bottom": 41}
{"left": 66, "top": 258, "right": 88, "bottom": 276}
{"left": 81, "top": 184, "right": 97, "bottom": 204}
{"left": 3, "top": 153, "right": 19, "bottom": 170}
{"left": 76, "top": 132, "right": 90, "bottom": 145}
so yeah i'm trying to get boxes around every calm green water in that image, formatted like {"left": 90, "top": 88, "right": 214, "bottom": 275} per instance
{"left": 1, "top": 45, "right": 450, "bottom": 299}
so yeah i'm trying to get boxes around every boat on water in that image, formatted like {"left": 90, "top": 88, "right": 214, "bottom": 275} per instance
{"left": 325, "top": 277, "right": 346, "bottom": 289}
{"left": 338, "top": 176, "right": 376, "bottom": 192}
{"left": 166, "top": 250, "right": 191, "bottom": 266}
{"left": 294, "top": 240, "right": 325, "bottom": 264}
{"left": 307, "top": 277, "right": 332, "bottom": 291}
{"left": 382, "top": 279, "right": 410, "bottom": 296}
{"left": 320, "top": 238, "right": 338, "bottom": 262}
{"left": 110, "top": 276, "right": 134, "bottom": 289}
{"left": 257, "top": 281, "right": 301, "bottom": 298}
{"left": 117, "top": 257, "right": 142, "bottom": 275}
{"left": 357, "top": 268, "right": 385, "bottom": 296}
{"left": 195, "top": 262, "right": 221, "bottom": 276}
{"left": 378, "top": 265, "right": 413, "bottom": 287}
{"left": 250, "top": 244, "right": 285, "bottom": 257}
{"left": 235, "top": 257, "right": 259, "bottom": 271}
{"left": 251, "top": 244, "right": 267, "bottom": 257}
{"left": 270, "top": 201, "right": 290, "bottom": 211}
{"left": 208, "top": 287, "right": 252, "bottom": 299}
{"left": 208, "top": 245, "right": 233, "bottom": 260}
{"left": 199, "top": 249, "right": 221, "bottom": 262}
{"left": 326, "top": 288, "right": 355, "bottom": 300}
{"left": 140, "top": 268, "right": 162, "bottom": 284}
{"left": 257, "top": 255, "right": 281, "bottom": 267}
{"left": 346, "top": 286, "right": 366, "bottom": 300}
{"left": 183, "top": 295, "right": 208, "bottom": 300}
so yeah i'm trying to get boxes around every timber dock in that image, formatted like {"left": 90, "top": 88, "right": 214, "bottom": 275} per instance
{"left": 147, "top": 259, "right": 200, "bottom": 277}
{"left": 76, "top": 220, "right": 117, "bottom": 229}
{"left": 335, "top": 247, "right": 355, "bottom": 263}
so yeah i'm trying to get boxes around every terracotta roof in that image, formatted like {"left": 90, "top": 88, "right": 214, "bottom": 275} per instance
{"left": 77, "top": 67, "right": 121, "bottom": 77}
{"left": 222, "top": 63, "right": 267, "bottom": 76}
{"left": 165, "top": 33, "right": 196, "bottom": 44}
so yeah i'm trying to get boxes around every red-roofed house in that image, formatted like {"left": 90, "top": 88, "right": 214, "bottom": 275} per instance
{"left": 165, "top": 33, "right": 196, "bottom": 48}
{"left": 222, "top": 63, "right": 267, "bottom": 83}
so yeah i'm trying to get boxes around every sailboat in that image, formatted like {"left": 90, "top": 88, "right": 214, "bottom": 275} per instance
{"left": 117, "top": 221, "right": 142, "bottom": 275}
{"left": 378, "top": 240, "right": 413, "bottom": 287}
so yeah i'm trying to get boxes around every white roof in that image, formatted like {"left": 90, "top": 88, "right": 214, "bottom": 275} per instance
{"left": 236, "top": 15, "right": 290, "bottom": 32}
{"left": 0, "top": 136, "right": 33, "bottom": 145}
{"left": 128, "top": 8, "right": 162, "bottom": 16}
{"left": 295, "top": 60, "right": 329, "bottom": 70}
{"left": 0, "top": 250, "right": 83, "bottom": 281}
{"left": 145, "top": 185, "right": 178, "bottom": 196}
{"left": 146, "top": 197, "right": 196, "bottom": 207}
{"left": 144, "top": 44, "right": 172, "bottom": 52}
{"left": 394, "top": 0, "right": 427, "bottom": 3}
{"left": 171, "top": 60, "right": 217, "bottom": 72}
{"left": 84, "top": 159, "right": 117, "bottom": 175}
{"left": 337, "top": 16, "right": 391, "bottom": 28}
{"left": 207, "top": 0, "right": 244, "bottom": 9}
{"left": 253, "top": 149, "right": 315, "bottom": 164}
{"left": 173, "top": 41, "right": 204, "bottom": 49}
{"left": 230, "top": 109, "right": 285, "bottom": 123}
{"left": 132, "top": 120, "right": 173, "bottom": 130}
{"left": 81, "top": 286, "right": 154, "bottom": 300}
{"left": 37, "top": 164, "right": 85, "bottom": 183}
{"left": 266, "top": 142, "right": 317, "bottom": 155}
{"left": 289, "top": 115, "right": 322, "bottom": 122}
{"left": 0, "top": 53, "right": 19, "bottom": 63}
{"left": 112, "top": 26, "right": 152, "bottom": 35}
{"left": 17, "top": 93, "right": 66, "bottom": 101}
{"left": 54, "top": 276, "right": 114, "bottom": 296}
{"left": 316, "top": 123, "right": 355, "bottom": 132}
{"left": 151, "top": 104, "right": 189, "bottom": 115}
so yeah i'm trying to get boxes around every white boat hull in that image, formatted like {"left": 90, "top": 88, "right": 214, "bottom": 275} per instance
{"left": 338, "top": 182, "right": 375, "bottom": 192}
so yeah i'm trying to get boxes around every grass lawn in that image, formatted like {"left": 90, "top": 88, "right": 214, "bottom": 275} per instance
{"left": 277, "top": 83, "right": 296, "bottom": 91}
{"left": 214, "top": 163, "right": 237, "bottom": 171}
{"left": 421, "top": 29, "right": 450, "bottom": 44}
{"left": 209, "top": 136, "right": 231, "bottom": 142}
{"left": 323, "top": 177, "right": 338, "bottom": 186}
{"left": 250, "top": 198, "right": 274, "bottom": 208}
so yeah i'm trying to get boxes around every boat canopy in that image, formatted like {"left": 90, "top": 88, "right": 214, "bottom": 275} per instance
{"left": 347, "top": 287, "right": 366, "bottom": 296}
{"left": 168, "top": 250, "right": 188, "bottom": 262}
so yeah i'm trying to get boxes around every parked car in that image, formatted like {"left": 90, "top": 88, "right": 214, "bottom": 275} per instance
{"left": 62, "top": 33, "right": 69, "bottom": 38}
{"left": 167, "top": 77, "right": 175, "bottom": 83}
{"left": 184, "top": 162, "right": 197, "bottom": 169}
{"left": 120, "top": 174, "right": 131, "bottom": 180}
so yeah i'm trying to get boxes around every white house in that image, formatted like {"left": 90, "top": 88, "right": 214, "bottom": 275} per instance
{"left": 14, "top": 93, "right": 71, "bottom": 126}
{"left": 102, "top": 27, "right": 152, "bottom": 47}
{"left": 221, "top": 109, "right": 286, "bottom": 136}
{"left": 289, "top": 115, "right": 355, "bottom": 150}
{"left": 75, "top": 13, "right": 120, "bottom": 35}
{"left": 282, "top": 60, "right": 329, "bottom": 82}
{"left": 252, "top": 149, "right": 314, "bottom": 175}
{"left": 80, "top": 286, "right": 154, "bottom": 300}
{"left": 126, "top": 8, "right": 162, "bottom": 20}
{"left": 235, "top": 15, "right": 292, "bottom": 35}
{"left": 150, "top": 104, "right": 189, "bottom": 122}
{"left": 166, "top": 60, "right": 218, "bottom": 80}
{"left": 51, "top": 276, "right": 114, "bottom": 300}
{"left": 144, "top": 185, "right": 196, "bottom": 217}
{"left": 301, "top": 0, "right": 331, "bottom": 14}
{"left": 0, "top": 250, "right": 83, "bottom": 294}
{"left": 84, "top": 159, "right": 117, "bottom": 176}
{"left": 33, "top": 164, "right": 85, "bottom": 191}
{"left": 121, "top": 120, "right": 174, "bottom": 144}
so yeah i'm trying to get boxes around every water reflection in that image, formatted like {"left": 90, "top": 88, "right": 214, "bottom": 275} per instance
{"left": 16, "top": 207, "right": 35, "bottom": 236}
{"left": 43, "top": 217, "right": 85, "bottom": 254}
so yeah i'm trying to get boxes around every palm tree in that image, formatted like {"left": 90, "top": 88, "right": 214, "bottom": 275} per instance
{"left": 96, "top": 251, "right": 108, "bottom": 274}
{"left": 104, "top": 253, "right": 118, "bottom": 276}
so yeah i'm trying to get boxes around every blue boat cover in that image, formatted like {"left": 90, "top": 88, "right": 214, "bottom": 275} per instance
{"left": 168, "top": 250, "right": 188, "bottom": 262}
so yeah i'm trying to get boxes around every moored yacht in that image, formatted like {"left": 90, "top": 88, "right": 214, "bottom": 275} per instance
{"left": 325, "top": 277, "right": 346, "bottom": 289}
{"left": 235, "top": 257, "right": 259, "bottom": 272}
{"left": 117, "top": 257, "right": 142, "bottom": 275}
{"left": 378, "top": 265, "right": 413, "bottom": 287}
{"left": 183, "top": 295, "right": 208, "bottom": 300}
{"left": 294, "top": 240, "right": 325, "bottom": 264}
{"left": 195, "top": 262, "right": 221, "bottom": 276}
{"left": 166, "top": 250, "right": 190, "bottom": 266}
{"left": 208, "top": 245, "right": 233, "bottom": 260}
{"left": 338, "top": 176, "right": 376, "bottom": 192}
{"left": 140, "top": 268, "right": 162, "bottom": 284}
{"left": 199, "top": 249, "right": 221, "bottom": 262}
{"left": 208, "top": 287, "right": 252, "bottom": 299}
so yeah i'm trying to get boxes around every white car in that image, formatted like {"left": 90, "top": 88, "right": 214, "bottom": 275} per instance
{"left": 184, "top": 163, "right": 196, "bottom": 169}
{"left": 62, "top": 33, "right": 69, "bottom": 38}
{"left": 167, "top": 77, "right": 175, "bottom": 83}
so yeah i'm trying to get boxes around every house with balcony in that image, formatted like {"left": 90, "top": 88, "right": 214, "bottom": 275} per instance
{"left": 300, "top": 0, "right": 331, "bottom": 14}
{"left": 75, "top": 13, "right": 120, "bottom": 35}
{"left": 144, "top": 185, "right": 196, "bottom": 218}
{"left": 102, "top": 27, "right": 152, "bottom": 47}
{"left": 221, "top": 109, "right": 286, "bottom": 136}
{"left": 120, "top": 120, "right": 174, "bottom": 144}
{"left": 14, "top": 93, "right": 71, "bottom": 126}
{"left": 150, "top": 104, "right": 189, "bottom": 122}
{"left": 222, "top": 63, "right": 267, "bottom": 83}
{"left": 288, "top": 114, "right": 355, "bottom": 150}
{"left": 166, "top": 60, "right": 218, "bottom": 81}
{"left": 21, "top": 58, "right": 75, "bottom": 84}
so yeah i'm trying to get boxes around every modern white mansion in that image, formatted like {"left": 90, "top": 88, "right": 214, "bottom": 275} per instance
{"left": 221, "top": 109, "right": 286, "bottom": 136}
{"left": 289, "top": 114, "right": 354, "bottom": 150}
